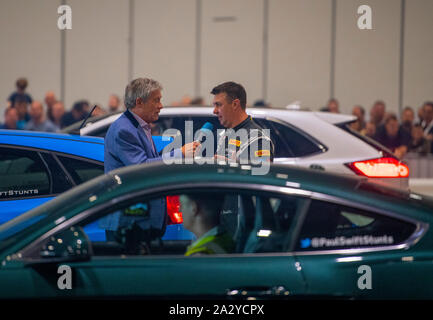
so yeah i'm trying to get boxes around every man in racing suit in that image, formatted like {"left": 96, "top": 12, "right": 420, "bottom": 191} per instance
{"left": 211, "top": 81, "right": 275, "bottom": 164}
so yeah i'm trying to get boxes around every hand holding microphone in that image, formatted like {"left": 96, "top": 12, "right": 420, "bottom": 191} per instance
{"left": 195, "top": 122, "right": 214, "bottom": 143}
{"left": 181, "top": 122, "right": 214, "bottom": 158}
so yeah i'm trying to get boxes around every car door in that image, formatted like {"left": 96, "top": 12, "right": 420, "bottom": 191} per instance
{"left": 0, "top": 146, "right": 104, "bottom": 224}
{"left": 253, "top": 118, "right": 327, "bottom": 168}
{"left": 13, "top": 188, "right": 309, "bottom": 298}
{"left": 0, "top": 147, "right": 60, "bottom": 224}
{"left": 156, "top": 115, "right": 326, "bottom": 166}
{"left": 292, "top": 198, "right": 431, "bottom": 299}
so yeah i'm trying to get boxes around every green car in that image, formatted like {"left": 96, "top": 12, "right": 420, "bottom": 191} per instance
{"left": 0, "top": 163, "right": 432, "bottom": 299}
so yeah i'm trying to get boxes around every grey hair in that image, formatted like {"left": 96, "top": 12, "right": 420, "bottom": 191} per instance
{"left": 124, "top": 78, "right": 163, "bottom": 109}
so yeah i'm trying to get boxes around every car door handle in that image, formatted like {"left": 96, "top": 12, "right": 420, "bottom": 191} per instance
{"left": 309, "top": 164, "right": 325, "bottom": 171}
{"left": 226, "top": 286, "right": 290, "bottom": 297}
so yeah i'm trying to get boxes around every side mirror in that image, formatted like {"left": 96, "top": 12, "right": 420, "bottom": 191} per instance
{"left": 39, "top": 226, "right": 92, "bottom": 262}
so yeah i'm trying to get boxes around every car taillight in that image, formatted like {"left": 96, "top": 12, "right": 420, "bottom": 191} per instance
{"left": 346, "top": 157, "right": 409, "bottom": 178}
{"left": 166, "top": 195, "right": 183, "bottom": 224}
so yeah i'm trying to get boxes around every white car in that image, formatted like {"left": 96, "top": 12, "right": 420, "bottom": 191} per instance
{"left": 63, "top": 106, "right": 409, "bottom": 189}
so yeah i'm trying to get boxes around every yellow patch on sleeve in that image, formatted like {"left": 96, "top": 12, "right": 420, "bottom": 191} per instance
{"left": 255, "top": 150, "right": 271, "bottom": 157}
{"left": 228, "top": 139, "right": 241, "bottom": 147}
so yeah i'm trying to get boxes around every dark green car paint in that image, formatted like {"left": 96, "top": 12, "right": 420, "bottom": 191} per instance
{"left": 0, "top": 163, "right": 432, "bottom": 299}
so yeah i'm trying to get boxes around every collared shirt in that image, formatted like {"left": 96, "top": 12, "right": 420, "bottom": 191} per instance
{"left": 129, "top": 110, "right": 156, "bottom": 153}
{"left": 422, "top": 120, "right": 433, "bottom": 136}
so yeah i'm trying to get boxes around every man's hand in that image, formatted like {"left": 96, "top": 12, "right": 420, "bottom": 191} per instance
{"left": 395, "top": 145, "right": 408, "bottom": 159}
{"left": 182, "top": 141, "right": 201, "bottom": 158}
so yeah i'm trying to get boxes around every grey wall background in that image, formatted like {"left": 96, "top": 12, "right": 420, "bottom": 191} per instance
{"left": 0, "top": 0, "right": 432, "bottom": 122}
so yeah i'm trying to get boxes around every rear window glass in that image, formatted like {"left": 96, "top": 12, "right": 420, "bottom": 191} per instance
{"left": 57, "top": 156, "right": 104, "bottom": 184}
{"left": 255, "top": 119, "right": 324, "bottom": 157}
{"left": 295, "top": 200, "right": 416, "bottom": 251}
{"left": 339, "top": 123, "right": 393, "bottom": 156}
{"left": 0, "top": 147, "right": 50, "bottom": 199}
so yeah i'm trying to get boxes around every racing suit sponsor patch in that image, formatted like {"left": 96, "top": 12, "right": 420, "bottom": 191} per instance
{"left": 255, "top": 150, "right": 271, "bottom": 157}
{"left": 228, "top": 139, "right": 241, "bottom": 147}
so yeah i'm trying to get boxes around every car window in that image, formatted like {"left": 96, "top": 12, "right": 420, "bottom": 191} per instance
{"left": 155, "top": 115, "right": 223, "bottom": 153}
{"left": 91, "top": 127, "right": 109, "bottom": 137}
{"left": 28, "top": 190, "right": 304, "bottom": 259}
{"left": 254, "top": 119, "right": 323, "bottom": 158}
{"left": 0, "top": 147, "right": 50, "bottom": 199}
{"left": 156, "top": 115, "right": 223, "bottom": 136}
{"left": 295, "top": 200, "right": 417, "bottom": 251}
{"left": 40, "top": 153, "right": 73, "bottom": 193}
{"left": 56, "top": 155, "right": 104, "bottom": 184}
{"left": 0, "top": 174, "right": 117, "bottom": 253}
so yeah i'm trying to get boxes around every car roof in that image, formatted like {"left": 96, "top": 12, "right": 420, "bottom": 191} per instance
{"left": 61, "top": 111, "right": 120, "bottom": 134}
{"left": 77, "top": 106, "right": 356, "bottom": 134}
{"left": 12, "top": 162, "right": 433, "bottom": 226}
{"left": 108, "top": 163, "right": 432, "bottom": 214}
{"left": 0, "top": 130, "right": 104, "bottom": 161}
{"left": 111, "top": 161, "right": 364, "bottom": 195}
{"left": 74, "top": 106, "right": 377, "bottom": 164}
{"left": 159, "top": 106, "right": 356, "bottom": 125}
{"left": 1, "top": 163, "right": 431, "bottom": 257}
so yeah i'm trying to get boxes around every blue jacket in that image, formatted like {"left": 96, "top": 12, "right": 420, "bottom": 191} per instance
{"left": 104, "top": 110, "right": 162, "bottom": 173}
{"left": 100, "top": 109, "right": 179, "bottom": 232}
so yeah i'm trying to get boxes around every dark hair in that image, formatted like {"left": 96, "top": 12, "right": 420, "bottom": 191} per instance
{"left": 385, "top": 114, "right": 398, "bottom": 124}
{"left": 190, "top": 97, "right": 204, "bottom": 105}
{"left": 374, "top": 100, "right": 386, "bottom": 107}
{"left": 184, "top": 192, "right": 225, "bottom": 225}
{"left": 403, "top": 106, "right": 414, "bottom": 113}
{"left": 16, "top": 78, "right": 28, "bottom": 91}
{"left": 253, "top": 99, "right": 268, "bottom": 107}
{"left": 72, "top": 100, "right": 89, "bottom": 113}
{"left": 353, "top": 105, "right": 365, "bottom": 116}
{"left": 211, "top": 81, "right": 247, "bottom": 109}
{"left": 424, "top": 101, "right": 433, "bottom": 109}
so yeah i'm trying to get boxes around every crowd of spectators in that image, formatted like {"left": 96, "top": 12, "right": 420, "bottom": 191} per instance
{"left": 1, "top": 77, "right": 432, "bottom": 159}
{"left": 322, "top": 98, "right": 433, "bottom": 158}
{"left": 0, "top": 78, "right": 123, "bottom": 133}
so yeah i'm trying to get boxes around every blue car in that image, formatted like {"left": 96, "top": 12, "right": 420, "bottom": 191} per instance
{"left": 0, "top": 130, "right": 190, "bottom": 240}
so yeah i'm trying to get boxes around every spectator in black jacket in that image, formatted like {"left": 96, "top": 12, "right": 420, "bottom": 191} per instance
{"left": 61, "top": 100, "right": 89, "bottom": 128}
{"left": 401, "top": 106, "right": 415, "bottom": 134}
{"left": 374, "top": 114, "right": 411, "bottom": 159}
{"left": 409, "top": 124, "right": 431, "bottom": 154}
{"left": 420, "top": 102, "right": 433, "bottom": 153}
{"left": 7, "top": 78, "right": 33, "bottom": 108}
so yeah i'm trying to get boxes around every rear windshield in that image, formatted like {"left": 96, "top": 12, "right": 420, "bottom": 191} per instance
{"left": 337, "top": 122, "right": 394, "bottom": 157}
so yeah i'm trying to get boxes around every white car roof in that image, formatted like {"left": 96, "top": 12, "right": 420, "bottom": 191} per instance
{"left": 81, "top": 105, "right": 375, "bottom": 155}
{"left": 80, "top": 107, "right": 357, "bottom": 140}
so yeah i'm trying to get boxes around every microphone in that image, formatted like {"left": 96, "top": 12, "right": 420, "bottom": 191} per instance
{"left": 195, "top": 122, "right": 214, "bottom": 143}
